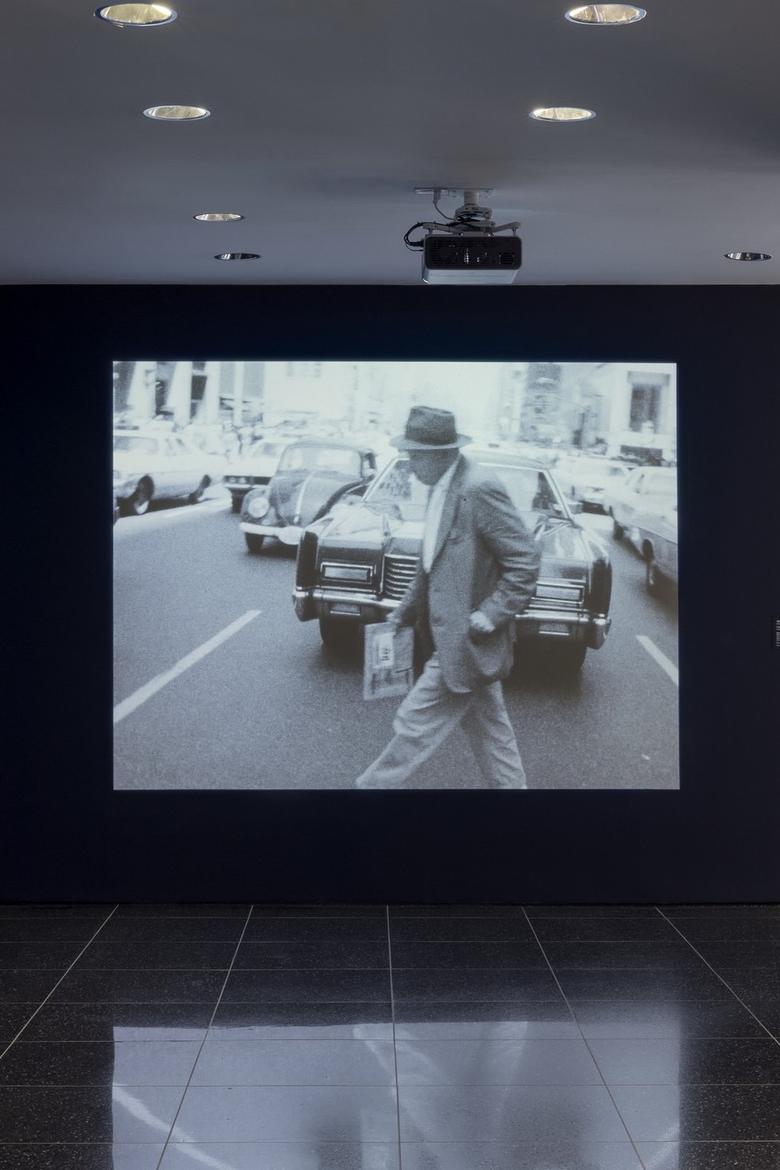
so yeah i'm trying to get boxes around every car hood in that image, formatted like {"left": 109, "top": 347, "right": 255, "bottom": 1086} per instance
{"left": 113, "top": 451, "right": 153, "bottom": 475}
{"left": 269, "top": 469, "right": 360, "bottom": 525}
{"left": 318, "top": 505, "right": 595, "bottom": 580}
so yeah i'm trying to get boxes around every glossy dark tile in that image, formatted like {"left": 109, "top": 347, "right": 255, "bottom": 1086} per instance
{"left": 635, "top": 1142, "right": 780, "bottom": 1170}
{"left": 399, "top": 1141, "right": 643, "bottom": 1170}
{"left": 114, "top": 904, "right": 250, "bottom": 918}
{"left": 73, "top": 941, "right": 236, "bottom": 969}
{"left": 251, "top": 905, "right": 386, "bottom": 918}
{"left": 716, "top": 970, "right": 780, "bottom": 998}
{"left": 589, "top": 1037, "right": 780, "bottom": 1084}
{"left": 208, "top": 1000, "right": 393, "bottom": 1039}
{"left": 557, "top": 970, "right": 734, "bottom": 1001}
{"left": 738, "top": 997, "right": 780, "bottom": 1036}
{"left": 0, "top": 942, "right": 84, "bottom": 969}
{"left": 526, "top": 906, "right": 662, "bottom": 918}
{"left": 0, "top": 1003, "right": 35, "bottom": 1041}
{"left": 390, "top": 905, "right": 525, "bottom": 917}
{"left": 397, "top": 1085, "right": 627, "bottom": 1141}
{"left": 395, "top": 1038, "right": 601, "bottom": 1084}
{"left": 98, "top": 918, "right": 246, "bottom": 942}
{"left": 244, "top": 917, "right": 389, "bottom": 941}
{"left": 171, "top": 1084, "right": 398, "bottom": 1141}
{"left": 0, "top": 970, "right": 63, "bottom": 1002}
{"left": 0, "top": 1144, "right": 165, "bottom": 1170}
{"left": 391, "top": 941, "right": 545, "bottom": 968}
{"left": 544, "top": 941, "right": 705, "bottom": 969}
{"left": 570, "top": 998, "right": 768, "bottom": 1039}
{"left": 533, "top": 919, "right": 678, "bottom": 941}
{"left": 389, "top": 917, "right": 535, "bottom": 942}
{"left": 663, "top": 906, "right": 780, "bottom": 917}
{"left": 160, "top": 1142, "right": 399, "bottom": 1169}
{"left": 0, "top": 919, "right": 107, "bottom": 942}
{"left": 50, "top": 969, "right": 225, "bottom": 1003}
{"left": 392, "top": 968, "right": 563, "bottom": 1002}
{"left": 0, "top": 1084, "right": 184, "bottom": 1142}
{"left": 22, "top": 1001, "right": 214, "bottom": 1041}
{"left": 221, "top": 969, "right": 391, "bottom": 1002}
{"left": 669, "top": 918, "right": 780, "bottom": 941}
{"left": 689, "top": 942, "right": 780, "bottom": 968}
{"left": 0, "top": 905, "right": 113, "bottom": 918}
{"left": 610, "top": 1084, "right": 780, "bottom": 1141}
{"left": 233, "top": 940, "right": 389, "bottom": 968}
{"left": 191, "top": 1038, "right": 395, "bottom": 1085}
{"left": 393, "top": 1000, "right": 579, "bottom": 1039}
{"left": 0, "top": 1040, "right": 201, "bottom": 1086}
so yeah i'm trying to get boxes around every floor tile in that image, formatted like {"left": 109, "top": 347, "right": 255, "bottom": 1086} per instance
{"left": 397, "top": 1084, "right": 627, "bottom": 1142}
{"left": 635, "top": 1142, "right": 780, "bottom": 1170}
{"left": 191, "top": 1038, "right": 396, "bottom": 1085}
{"left": 50, "top": 969, "right": 225, "bottom": 1003}
{"left": 389, "top": 918, "right": 535, "bottom": 942}
{"left": 393, "top": 1000, "right": 579, "bottom": 1039}
{"left": 0, "top": 919, "right": 107, "bottom": 942}
{"left": 208, "top": 1000, "right": 394, "bottom": 1039}
{"left": 557, "top": 970, "right": 735, "bottom": 1001}
{"left": 569, "top": 999, "right": 768, "bottom": 1039}
{"left": 668, "top": 918, "right": 780, "bottom": 942}
{"left": 98, "top": 918, "right": 246, "bottom": 942}
{"left": 392, "top": 968, "right": 563, "bottom": 1002}
{"left": 716, "top": 970, "right": 779, "bottom": 998}
{"left": 395, "top": 1038, "right": 602, "bottom": 1084}
{"left": 525, "top": 906, "right": 663, "bottom": 918}
{"left": 0, "top": 1004, "right": 35, "bottom": 1042}
{"left": 0, "top": 1040, "right": 202, "bottom": 1086}
{"left": 233, "top": 940, "right": 389, "bottom": 968}
{"left": 391, "top": 941, "right": 546, "bottom": 968}
{"left": 544, "top": 942, "right": 706, "bottom": 969}
{"left": 160, "top": 1142, "right": 399, "bottom": 1169}
{"left": 0, "top": 905, "right": 113, "bottom": 918}
{"left": 171, "top": 1084, "right": 398, "bottom": 1142}
{"left": 390, "top": 905, "right": 525, "bottom": 917}
{"left": 0, "top": 942, "right": 85, "bottom": 969}
{"left": 0, "top": 970, "right": 63, "bottom": 1002}
{"left": 610, "top": 1084, "right": 780, "bottom": 1141}
{"left": 533, "top": 919, "right": 679, "bottom": 941}
{"left": 250, "top": 905, "right": 386, "bottom": 918}
{"left": 21, "top": 1001, "right": 213, "bottom": 1041}
{"left": 0, "top": 1144, "right": 165, "bottom": 1169}
{"left": 243, "top": 917, "right": 389, "bottom": 941}
{"left": 738, "top": 997, "right": 780, "bottom": 1036}
{"left": 588, "top": 1037, "right": 780, "bottom": 1084}
{"left": 221, "top": 969, "right": 391, "bottom": 1002}
{"left": 114, "top": 904, "right": 250, "bottom": 918}
{"left": 662, "top": 906, "right": 780, "bottom": 917}
{"left": 0, "top": 1084, "right": 184, "bottom": 1142}
{"left": 73, "top": 941, "right": 236, "bottom": 969}
{"left": 399, "top": 1141, "right": 643, "bottom": 1170}
{"left": 688, "top": 942, "right": 780, "bottom": 968}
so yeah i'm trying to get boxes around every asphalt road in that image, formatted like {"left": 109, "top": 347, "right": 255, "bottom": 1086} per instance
{"left": 113, "top": 491, "right": 679, "bottom": 790}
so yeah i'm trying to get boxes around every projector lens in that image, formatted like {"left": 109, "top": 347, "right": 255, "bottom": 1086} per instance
{"left": 96, "top": 4, "right": 176, "bottom": 26}
{"left": 565, "top": 5, "right": 647, "bottom": 24}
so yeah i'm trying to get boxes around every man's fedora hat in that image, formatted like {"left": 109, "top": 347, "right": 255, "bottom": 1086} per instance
{"left": 392, "top": 405, "right": 472, "bottom": 450}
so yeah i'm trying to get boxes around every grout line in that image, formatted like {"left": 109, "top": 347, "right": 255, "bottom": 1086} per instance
{"left": 386, "top": 905, "right": 403, "bottom": 1170}
{"left": 153, "top": 904, "right": 255, "bottom": 1170}
{"left": 653, "top": 907, "right": 780, "bottom": 1046}
{"left": 0, "top": 906, "right": 120, "bottom": 1062}
{"left": 520, "top": 907, "right": 649, "bottom": 1170}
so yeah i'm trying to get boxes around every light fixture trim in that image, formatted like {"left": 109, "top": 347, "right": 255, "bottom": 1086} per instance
{"left": 565, "top": 4, "right": 647, "bottom": 25}
{"left": 95, "top": 3, "right": 177, "bottom": 27}
{"left": 143, "top": 105, "right": 211, "bottom": 121}
{"left": 194, "top": 212, "right": 245, "bottom": 223}
{"left": 215, "top": 252, "right": 261, "bottom": 261}
{"left": 724, "top": 251, "right": 772, "bottom": 261}
{"left": 530, "top": 106, "right": 597, "bottom": 122}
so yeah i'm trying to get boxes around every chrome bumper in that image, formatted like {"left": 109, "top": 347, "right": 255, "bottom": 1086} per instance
{"left": 242, "top": 521, "right": 302, "bottom": 545}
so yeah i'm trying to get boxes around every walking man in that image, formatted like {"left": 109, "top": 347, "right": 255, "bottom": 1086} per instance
{"left": 355, "top": 405, "right": 540, "bottom": 789}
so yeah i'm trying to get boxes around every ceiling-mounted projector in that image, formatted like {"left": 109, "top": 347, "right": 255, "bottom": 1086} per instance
{"left": 405, "top": 188, "right": 522, "bottom": 285}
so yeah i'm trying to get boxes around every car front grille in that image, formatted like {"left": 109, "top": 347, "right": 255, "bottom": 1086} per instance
{"left": 382, "top": 554, "right": 419, "bottom": 601}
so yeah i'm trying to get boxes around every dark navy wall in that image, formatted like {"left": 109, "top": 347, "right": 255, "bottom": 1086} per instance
{"left": 3, "top": 285, "right": 778, "bottom": 903}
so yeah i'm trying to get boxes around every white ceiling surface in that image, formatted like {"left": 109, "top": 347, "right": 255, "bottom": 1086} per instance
{"left": 2, "top": 0, "right": 779, "bottom": 285}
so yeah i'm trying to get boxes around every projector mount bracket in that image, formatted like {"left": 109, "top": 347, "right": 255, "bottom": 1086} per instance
{"left": 405, "top": 188, "right": 521, "bottom": 250}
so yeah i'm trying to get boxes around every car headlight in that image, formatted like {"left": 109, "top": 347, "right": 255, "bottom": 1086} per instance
{"left": 247, "top": 496, "right": 270, "bottom": 519}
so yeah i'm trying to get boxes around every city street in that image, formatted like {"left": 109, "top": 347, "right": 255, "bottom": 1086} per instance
{"left": 113, "top": 492, "right": 679, "bottom": 790}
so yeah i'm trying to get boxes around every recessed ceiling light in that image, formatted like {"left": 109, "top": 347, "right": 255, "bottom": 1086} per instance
{"left": 194, "top": 212, "right": 244, "bottom": 222}
{"left": 530, "top": 106, "right": 596, "bottom": 121}
{"left": 724, "top": 251, "right": 772, "bottom": 261}
{"left": 143, "top": 105, "right": 210, "bottom": 120}
{"left": 96, "top": 4, "right": 176, "bottom": 27}
{"left": 565, "top": 4, "right": 647, "bottom": 25}
{"left": 215, "top": 252, "right": 260, "bottom": 261}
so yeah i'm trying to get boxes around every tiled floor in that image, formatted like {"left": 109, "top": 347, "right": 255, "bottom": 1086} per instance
{"left": 0, "top": 903, "right": 777, "bottom": 1169}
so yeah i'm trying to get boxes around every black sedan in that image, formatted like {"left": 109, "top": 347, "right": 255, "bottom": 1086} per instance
{"left": 293, "top": 450, "right": 612, "bottom": 672}
{"left": 240, "top": 439, "right": 378, "bottom": 553}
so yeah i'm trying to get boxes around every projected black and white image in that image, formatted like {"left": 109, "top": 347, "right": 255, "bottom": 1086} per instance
{"left": 113, "top": 360, "right": 679, "bottom": 790}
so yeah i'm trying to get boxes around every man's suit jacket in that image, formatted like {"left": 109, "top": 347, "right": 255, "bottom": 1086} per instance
{"left": 394, "top": 455, "right": 540, "bottom": 693}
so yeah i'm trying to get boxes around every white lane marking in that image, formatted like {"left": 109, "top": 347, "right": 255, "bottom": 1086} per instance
{"left": 114, "top": 610, "right": 261, "bottom": 725}
{"left": 637, "top": 634, "right": 679, "bottom": 686}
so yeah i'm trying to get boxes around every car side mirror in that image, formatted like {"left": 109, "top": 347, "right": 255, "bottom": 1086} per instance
{"left": 568, "top": 499, "right": 584, "bottom": 514}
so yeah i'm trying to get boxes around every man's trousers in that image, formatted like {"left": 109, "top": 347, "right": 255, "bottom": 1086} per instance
{"left": 355, "top": 652, "right": 527, "bottom": 789}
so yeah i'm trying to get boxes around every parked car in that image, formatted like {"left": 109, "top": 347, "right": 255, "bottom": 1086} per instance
{"left": 223, "top": 437, "right": 289, "bottom": 513}
{"left": 632, "top": 502, "right": 678, "bottom": 594}
{"left": 293, "top": 451, "right": 613, "bottom": 672}
{"left": 554, "top": 456, "right": 635, "bottom": 513}
{"left": 605, "top": 466, "right": 678, "bottom": 540}
{"left": 113, "top": 430, "right": 214, "bottom": 516}
{"left": 240, "top": 439, "right": 378, "bottom": 553}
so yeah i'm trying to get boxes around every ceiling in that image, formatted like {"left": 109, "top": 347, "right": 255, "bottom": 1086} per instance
{"left": 2, "top": 0, "right": 778, "bottom": 285}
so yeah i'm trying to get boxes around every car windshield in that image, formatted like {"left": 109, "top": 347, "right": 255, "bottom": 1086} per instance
{"left": 278, "top": 445, "right": 362, "bottom": 476}
{"left": 113, "top": 435, "right": 159, "bottom": 455}
{"left": 365, "top": 458, "right": 566, "bottom": 522}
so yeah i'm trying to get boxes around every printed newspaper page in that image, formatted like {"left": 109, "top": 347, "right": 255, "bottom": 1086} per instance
{"left": 363, "top": 623, "right": 415, "bottom": 702}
